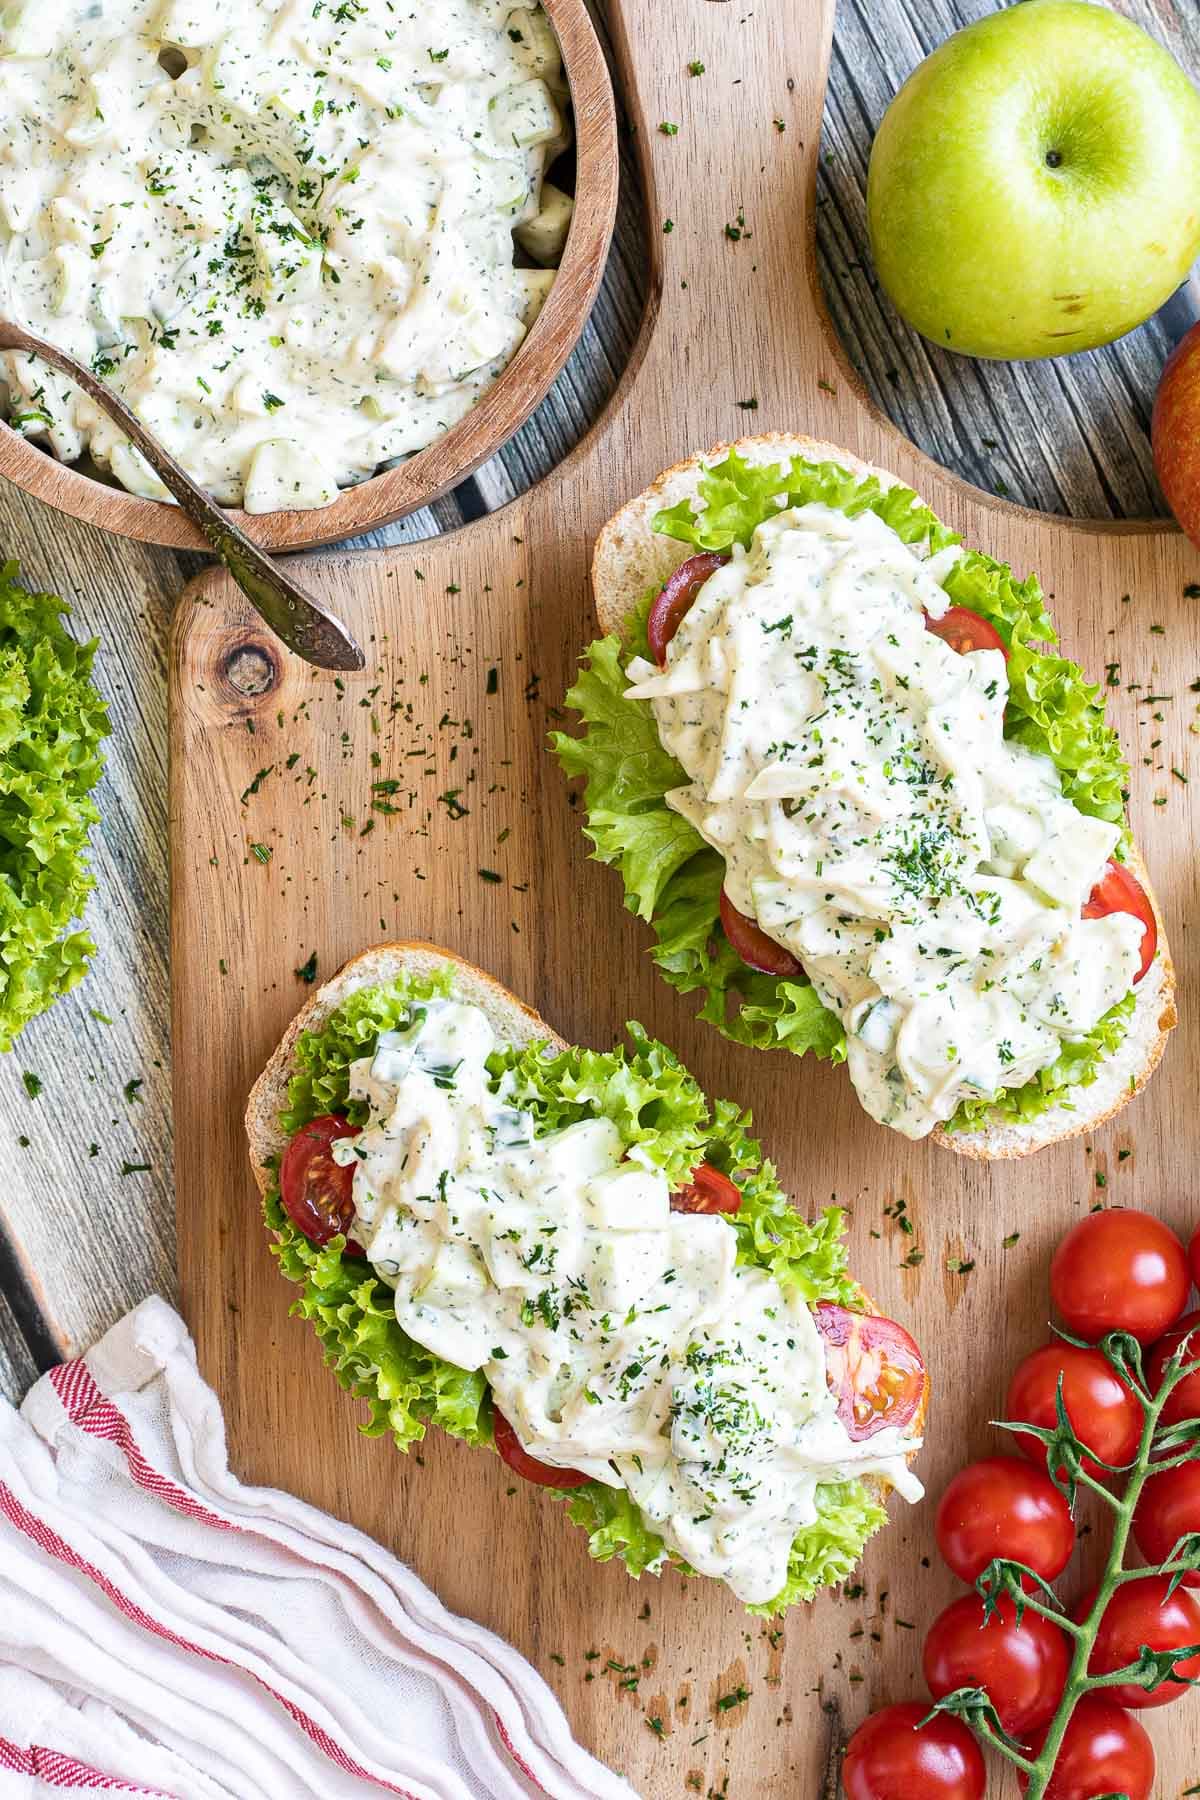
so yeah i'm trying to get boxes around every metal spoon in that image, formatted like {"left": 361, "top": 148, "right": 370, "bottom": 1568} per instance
{"left": 0, "top": 319, "right": 365, "bottom": 673}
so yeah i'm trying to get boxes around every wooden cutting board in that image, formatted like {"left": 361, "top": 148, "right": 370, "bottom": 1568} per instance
{"left": 171, "top": 2, "right": 1200, "bottom": 1791}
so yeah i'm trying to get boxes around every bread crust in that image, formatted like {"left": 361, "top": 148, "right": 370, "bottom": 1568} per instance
{"left": 588, "top": 433, "right": 1175, "bottom": 1159}
{"left": 247, "top": 939, "right": 926, "bottom": 1519}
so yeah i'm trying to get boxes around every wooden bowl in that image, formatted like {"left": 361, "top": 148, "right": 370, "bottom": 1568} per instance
{"left": 0, "top": 0, "right": 618, "bottom": 552}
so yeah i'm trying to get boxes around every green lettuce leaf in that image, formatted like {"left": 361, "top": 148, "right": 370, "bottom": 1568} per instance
{"left": 553, "top": 449, "right": 1134, "bottom": 1135}
{"left": 267, "top": 972, "right": 877, "bottom": 1612}
{"left": 0, "top": 562, "right": 107, "bottom": 1049}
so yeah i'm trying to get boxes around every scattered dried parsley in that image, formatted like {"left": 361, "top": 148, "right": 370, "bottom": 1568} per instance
{"left": 715, "top": 1686, "right": 750, "bottom": 1713}
{"left": 295, "top": 951, "right": 318, "bottom": 984}
{"left": 658, "top": 121, "right": 679, "bottom": 136}
{"left": 946, "top": 1256, "right": 975, "bottom": 1275}
{"left": 123, "top": 1078, "right": 143, "bottom": 1104}
{"left": 688, "top": 59, "right": 705, "bottom": 74}
{"left": 21, "top": 1071, "right": 41, "bottom": 1099}
{"left": 478, "top": 868, "right": 502, "bottom": 884}
{"left": 249, "top": 842, "right": 272, "bottom": 864}
{"left": 120, "top": 1160, "right": 152, "bottom": 1176}
{"left": 1002, "top": 1231, "right": 1021, "bottom": 1249}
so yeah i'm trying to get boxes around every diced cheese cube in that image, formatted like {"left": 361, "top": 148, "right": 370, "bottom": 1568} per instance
{"left": 489, "top": 79, "right": 560, "bottom": 151}
{"left": 243, "top": 439, "right": 338, "bottom": 513}
{"left": 514, "top": 182, "right": 573, "bottom": 265}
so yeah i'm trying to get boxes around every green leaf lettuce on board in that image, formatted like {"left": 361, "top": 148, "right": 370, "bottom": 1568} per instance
{"left": 264, "top": 968, "right": 887, "bottom": 1611}
{"left": 0, "top": 562, "right": 107, "bottom": 1049}
{"left": 551, "top": 449, "right": 1133, "bottom": 1134}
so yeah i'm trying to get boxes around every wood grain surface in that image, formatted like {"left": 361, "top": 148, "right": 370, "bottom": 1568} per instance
{"left": 169, "top": 1, "right": 1200, "bottom": 1794}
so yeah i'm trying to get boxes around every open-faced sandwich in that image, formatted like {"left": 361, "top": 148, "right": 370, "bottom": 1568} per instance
{"left": 246, "top": 941, "right": 927, "bottom": 1612}
{"left": 554, "top": 436, "right": 1175, "bottom": 1156}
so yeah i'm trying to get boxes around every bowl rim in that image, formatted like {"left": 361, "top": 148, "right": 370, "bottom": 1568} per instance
{"left": 0, "top": 0, "right": 618, "bottom": 552}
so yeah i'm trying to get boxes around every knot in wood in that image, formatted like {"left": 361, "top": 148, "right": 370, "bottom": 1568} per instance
{"left": 223, "top": 643, "right": 277, "bottom": 698}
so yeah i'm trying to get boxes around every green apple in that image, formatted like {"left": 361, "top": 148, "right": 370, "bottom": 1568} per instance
{"left": 867, "top": 0, "right": 1200, "bottom": 361}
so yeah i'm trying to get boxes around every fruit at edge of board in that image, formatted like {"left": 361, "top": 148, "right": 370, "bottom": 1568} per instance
{"left": 1075, "top": 1573, "right": 1200, "bottom": 1708}
{"left": 923, "top": 1592, "right": 1070, "bottom": 1735}
{"left": 841, "top": 1702, "right": 986, "bottom": 1800}
{"left": 1005, "top": 1342, "right": 1142, "bottom": 1479}
{"left": 934, "top": 1456, "right": 1076, "bottom": 1587}
{"left": 1049, "top": 1208, "right": 1189, "bottom": 1346}
{"left": 867, "top": 0, "right": 1200, "bottom": 360}
{"left": 1018, "top": 1695, "right": 1155, "bottom": 1800}
{"left": 1133, "top": 1460, "right": 1200, "bottom": 1587}
{"left": 1145, "top": 1308, "right": 1200, "bottom": 1429}
{"left": 1155, "top": 319, "right": 1200, "bottom": 551}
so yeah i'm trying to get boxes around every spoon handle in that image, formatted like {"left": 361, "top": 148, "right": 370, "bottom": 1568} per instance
{"left": 0, "top": 321, "right": 364, "bottom": 673}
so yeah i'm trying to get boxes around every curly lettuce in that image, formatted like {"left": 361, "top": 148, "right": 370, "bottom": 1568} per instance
{"left": 265, "top": 969, "right": 883, "bottom": 1611}
{"left": 0, "top": 562, "right": 108, "bottom": 1049}
{"left": 551, "top": 448, "right": 1133, "bottom": 1135}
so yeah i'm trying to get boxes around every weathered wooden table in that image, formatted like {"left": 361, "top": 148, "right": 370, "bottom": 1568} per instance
{"left": 0, "top": 0, "right": 1197, "bottom": 1765}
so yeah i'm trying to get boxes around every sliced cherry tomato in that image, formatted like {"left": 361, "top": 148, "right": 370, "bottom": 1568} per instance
{"left": 1050, "top": 1209, "right": 1189, "bottom": 1346}
{"left": 1082, "top": 858, "right": 1157, "bottom": 984}
{"left": 813, "top": 1303, "right": 925, "bottom": 1443}
{"left": 279, "top": 1113, "right": 362, "bottom": 1251}
{"left": 1134, "top": 1462, "right": 1200, "bottom": 1587}
{"left": 646, "top": 551, "right": 731, "bottom": 665}
{"left": 718, "top": 887, "right": 802, "bottom": 978}
{"left": 1019, "top": 1695, "right": 1154, "bottom": 1800}
{"left": 1005, "top": 1342, "right": 1141, "bottom": 1480}
{"left": 925, "top": 605, "right": 1008, "bottom": 658}
{"left": 671, "top": 1162, "right": 742, "bottom": 1215}
{"left": 492, "top": 1410, "right": 590, "bottom": 1490}
{"left": 934, "top": 1456, "right": 1075, "bottom": 1588}
{"left": 842, "top": 1702, "right": 985, "bottom": 1800}
{"left": 1146, "top": 1308, "right": 1200, "bottom": 1430}
{"left": 1075, "top": 1574, "right": 1200, "bottom": 1708}
{"left": 923, "top": 1592, "right": 1069, "bottom": 1736}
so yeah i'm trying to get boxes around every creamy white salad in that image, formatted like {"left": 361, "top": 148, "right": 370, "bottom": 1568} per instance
{"left": 624, "top": 504, "right": 1145, "bottom": 1139}
{"left": 0, "top": 0, "right": 571, "bottom": 510}
{"left": 331, "top": 998, "right": 921, "bottom": 1606}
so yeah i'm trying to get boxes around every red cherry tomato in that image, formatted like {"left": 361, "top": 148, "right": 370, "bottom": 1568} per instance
{"left": 1019, "top": 1695, "right": 1154, "bottom": 1800}
{"left": 1075, "top": 1574, "right": 1200, "bottom": 1708}
{"left": 1082, "top": 859, "right": 1157, "bottom": 984}
{"left": 935, "top": 1456, "right": 1075, "bottom": 1588}
{"left": 925, "top": 605, "right": 1008, "bottom": 659}
{"left": 1050, "top": 1209, "right": 1189, "bottom": 1346}
{"left": 718, "top": 887, "right": 802, "bottom": 978}
{"left": 671, "top": 1162, "right": 741, "bottom": 1215}
{"left": 492, "top": 1411, "right": 589, "bottom": 1491}
{"left": 279, "top": 1113, "right": 362, "bottom": 1251}
{"left": 1134, "top": 1462, "right": 1200, "bottom": 1587}
{"left": 923, "top": 1592, "right": 1069, "bottom": 1736}
{"left": 1190, "top": 1221, "right": 1200, "bottom": 1295}
{"left": 842, "top": 1702, "right": 985, "bottom": 1800}
{"left": 813, "top": 1303, "right": 925, "bottom": 1443}
{"left": 1005, "top": 1343, "right": 1141, "bottom": 1480}
{"left": 646, "top": 551, "right": 731, "bottom": 665}
{"left": 1146, "top": 1308, "right": 1200, "bottom": 1430}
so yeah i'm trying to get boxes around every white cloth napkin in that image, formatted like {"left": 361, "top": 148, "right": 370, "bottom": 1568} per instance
{"left": 0, "top": 1296, "right": 633, "bottom": 1800}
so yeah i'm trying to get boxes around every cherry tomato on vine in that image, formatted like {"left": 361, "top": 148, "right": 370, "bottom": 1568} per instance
{"left": 1133, "top": 1462, "right": 1200, "bottom": 1587}
{"left": 718, "top": 887, "right": 802, "bottom": 978}
{"left": 492, "top": 1411, "right": 589, "bottom": 1490}
{"left": 1146, "top": 1309, "right": 1200, "bottom": 1430}
{"left": 1019, "top": 1695, "right": 1154, "bottom": 1800}
{"left": 279, "top": 1113, "right": 362, "bottom": 1251}
{"left": 671, "top": 1162, "right": 742, "bottom": 1215}
{"left": 646, "top": 551, "right": 730, "bottom": 665}
{"left": 934, "top": 1457, "right": 1075, "bottom": 1587}
{"left": 923, "top": 1593, "right": 1069, "bottom": 1736}
{"left": 1050, "top": 1209, "right": 1189, "bottom": 1345}
{"left": 812, "top": 1305, "right": 925, "bottom": 1443}
{"left": 842, "top": 1702, "right": 985, "bottom": 1800}
{"left": 1005, "top": 1342, "right": 1141, "bottom": 1479}
{"left": 924, "top": 605, "right": 1008, "bottom": 659}
{"left": 1081, "top": 859, "right": 1157, "bottom": 984}
{"left": 1075, "top": 1574, "right": 1200, "bottom": 1708}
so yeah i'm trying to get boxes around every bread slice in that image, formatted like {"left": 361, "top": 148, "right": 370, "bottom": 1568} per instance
{"left": 246, "top": 939, "right": 926, "bottom": 1539}
{"left": 590, "top": 434, "right": 1176, "bottom": 1160}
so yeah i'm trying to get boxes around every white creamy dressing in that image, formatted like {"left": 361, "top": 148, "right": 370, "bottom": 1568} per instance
{"left": 331, "top": 997, "right": 921, "bottom": 1605}
{"left": 0, "top": 0, "right": 568, "bottom": 510}
{"left": 624, "top": 504, "right": 1144, "bottom": 1138}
